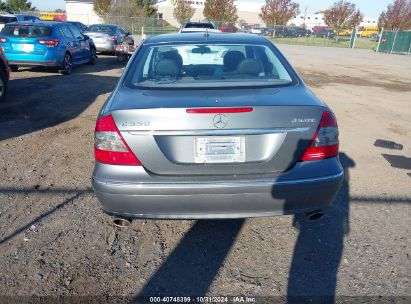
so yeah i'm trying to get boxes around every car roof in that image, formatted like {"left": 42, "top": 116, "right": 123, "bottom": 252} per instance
{"left": 89, "top": 24, "right": 119, "bottom": 27}
{"left": 5, "top": 20, "right": 64, "bottom": 26}
{"left": 184, "top": 21, "right": 213, "bottom": 24}
{"left": 179, "top": 28, "right": 221, "bottom": 33}
{"left": 144, "top": 32, "right": 268, "bottom": 45}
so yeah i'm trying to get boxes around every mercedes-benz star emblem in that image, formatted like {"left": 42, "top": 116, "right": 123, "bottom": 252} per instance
{"left": 213, "top": 114, "right": 228, "bottom": 129}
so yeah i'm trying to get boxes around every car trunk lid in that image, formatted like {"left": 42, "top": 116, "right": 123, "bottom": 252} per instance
{"left": 110, "top": 86, "right": 325, "bottom": 176}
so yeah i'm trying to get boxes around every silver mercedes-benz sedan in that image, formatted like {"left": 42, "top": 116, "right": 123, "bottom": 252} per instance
{"left": 92, "top": 33, "right": 344, "bottom": 220}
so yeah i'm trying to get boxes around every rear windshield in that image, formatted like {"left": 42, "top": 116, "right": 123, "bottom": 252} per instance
{"left": 0, "top": 16, "right": 17, "bottom": 24}
{"left": 125, "top": 43, "right": 296, "bottom": 89}
{"left": 1, "top": 25, "right": 52, "bottom": 37}
{"left": 184, "top": 23, "right": 214, "bottom": 29}
{"left": 87, "top": 25, "right": 115, "bottom": 33}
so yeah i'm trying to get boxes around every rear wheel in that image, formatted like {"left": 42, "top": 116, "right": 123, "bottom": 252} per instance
{"left": 9, "top": 65, "right": 18, "bottom": 72}
{"left": 89, "top": 47, "right": 97, "bottom": 65}
{"left": 0, "top": 68, "right": 8, "bottom": 103}
{"left": 61, "top": 53, "right": 73, "bottom": 75}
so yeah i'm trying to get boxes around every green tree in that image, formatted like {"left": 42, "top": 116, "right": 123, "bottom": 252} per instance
{"left": 94, "top": 0, "right": 112, "bottom": 16}
{"left": 7, "top": 0, "right": 35, "bottom": 11}
{"left": 0, "top": 1, "right": 8, "bottom": 11}
{"left": 203, "top": 0, "right": 238, "bottom": 27}
{"left": 173, "top": 0, "right": 195, "bottom": 26}
{"left": 134, "top": 0, "right": 157, "bottom": 17}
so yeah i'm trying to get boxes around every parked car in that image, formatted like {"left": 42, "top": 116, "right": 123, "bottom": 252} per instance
{"left": 182, "top": 21, "right": 215, "bottom": 30}
{"left": 0, "top": 45, "right": 10, "bottom": 102}
{"left": 0, "top": 21, "right": 97, "bottom": 74}
{"left": 249, "top": 27, "right": 262, "bottom": 35}
{"left": 84, "top": 24, "right": 134, "bottom": 53}
{"left": 179, "top": 21, "right": 220, "bottom": 33}
{"left": 220, "top": 24, "right": 237, "bottom": 33}
{"left": 261, "top": 27, "right": 274, "bottom": 36}
{"left": 92, "top": 33, "right": 343, "bottom": 222}
{"left": 314, "top": 29, "right": 335, "bottom": 38}
{"left": 0, "top": 14, "right": 17, "bottom": 31}
{"left": 179, "top": 27, "right": 221, "bottom": 34}
{"left": 67, "top": 21, "right": 88, "bottom": 33}
{"left": 367, "top": 33, "right": 380, "bottom": 40}
{"left": 312, "top": 26, "right": 329, "bottom": 34}
{"left": 274, "top": 27, "right": 308, "bottom": 38}
{"left": 15, "top": 14, "right": 40, "bottom": 22}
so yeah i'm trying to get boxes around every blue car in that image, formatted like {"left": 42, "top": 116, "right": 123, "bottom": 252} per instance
{"left": 0, "top": 21, "right": 97, "bottom": 74}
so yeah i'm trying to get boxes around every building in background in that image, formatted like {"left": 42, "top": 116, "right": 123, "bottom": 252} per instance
{"left": 65, "top": 0, "right": 102, "bottom": 25}
{"left": 287, "top": 13, "right": 326, "bottom": 30}
{"left": 157, "top": 0, "right": 264, "bottom": 28}
{"left": 360, "top": 17, "right": 378, "bottom": 27}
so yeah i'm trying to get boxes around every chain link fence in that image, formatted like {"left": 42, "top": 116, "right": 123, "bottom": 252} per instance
{"left": 263, "top": 25, "right": 380, "bottom": 50}
{"left": 13, "top": 12, "right": 393, "bottom": 51}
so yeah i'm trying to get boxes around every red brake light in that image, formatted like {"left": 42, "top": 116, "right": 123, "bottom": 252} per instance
{"left": 94, "top": 115, "right": 142, "bottom": 166}
{"left": 0, "top": 38, "right": 7, "bottom": 43}
{"left": 108, "top": 36, "right": 116, "bottom": 41}
{"left": 38, "top": 39, "right": 59, "bottom": 47}
{"left": 186, "top": 107, "right": 253, "bottom": 114}
{"left": 299, "top": 111, "right": 339, "bottom": 161}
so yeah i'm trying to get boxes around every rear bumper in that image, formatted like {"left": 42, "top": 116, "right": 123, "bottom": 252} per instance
{"left": 7, "top": 60, "right": 59, "bottom": 67}
{"left": 92, "top": 159, "right": 344, "bottom": 219}
{"left": 94, "top": 41, "right": 115, "bottom": 52}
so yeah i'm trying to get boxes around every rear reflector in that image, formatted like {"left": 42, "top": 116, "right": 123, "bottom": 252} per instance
{"left": 300, "top": 111, "right": 339, "bottom": 161}
{"left": 186, "top": 107, "right": 253, "bottom": 114}
{"left": 94, "top": 115, "right": 141, "bottom": 166}
{"left": 38, "top": 39, "right": 59, "bottom": 47}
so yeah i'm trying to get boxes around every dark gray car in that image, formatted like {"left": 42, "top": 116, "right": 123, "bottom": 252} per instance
{"left": 92, "top": 33, "right": 343, "bottom": 220}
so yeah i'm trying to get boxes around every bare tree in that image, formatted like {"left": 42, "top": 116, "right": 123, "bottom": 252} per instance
{"left": 259, "top": 0, "right": 300, "bottom": 27}
{"left": 323, "top": 1, "right": 363, "bottom": 33}
{"left": 203, "top": 0, "right": 238, "bottom": 28}
{"left": 378, "top": 0, "right": 411, "bottom": 30}
{"left": 173, "top": 0, "right": 195, "bottom": 26}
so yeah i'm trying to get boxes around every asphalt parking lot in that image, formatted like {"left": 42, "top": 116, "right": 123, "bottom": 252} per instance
{"left": 0, "top": 45, "right": 410, "bottom": 300}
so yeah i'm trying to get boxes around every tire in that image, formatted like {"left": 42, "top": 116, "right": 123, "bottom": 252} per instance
{"left": 117, "top": 53, "right": 127, "bottom": 63}
{"left": 89, "top": 47, "right": 97, "bottom": 65}
{"left": 61, "top": 52, "right": 73, "bottom": 75}
{"left": 0, "top": 68, "right": 8, "bottom": 103}
{"left": 9, "top": 65, "right": 18, "bottom": 72}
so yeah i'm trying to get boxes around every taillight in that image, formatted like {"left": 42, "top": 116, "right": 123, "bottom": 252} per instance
{"left": 38, "top": 39, "right": 59, "bottom": 47}
{"left": 0, "top": 37, "right": 7, "bottom": 43}
{"left": 108, "top": 36, "right": 116, "bottom": 41}
{"left": 94, "top": 115, "right": 142, "bottom": 166}
{"left": 299, "top": 111, "right": 339, "bottom": 161}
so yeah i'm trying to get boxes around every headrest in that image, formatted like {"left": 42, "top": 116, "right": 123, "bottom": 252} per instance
{"left": 238, "top": 59, "right": 263, "bottom": 76}
{"left": 160, "top": 50, "right": 183, "bottom": 68}
{"left": 155, "top": 59, "right": 180, "bottom": 77}
{"left": 223, "top": 51, "right": 245, "bottom": 71}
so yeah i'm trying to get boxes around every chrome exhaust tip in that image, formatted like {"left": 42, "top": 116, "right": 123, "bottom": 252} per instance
{"left": 112, "top": 217, "right": 131, "bottom": 228}
{"left": 305, "top": 209, "right": 325, "bottom": 222}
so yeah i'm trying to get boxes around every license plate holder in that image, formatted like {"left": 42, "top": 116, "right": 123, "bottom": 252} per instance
{"left": 195, "top": 137, "right": 245, "bottom": 163}
{"left": 14, "top": 43, "right": 34, "bottom": 52}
